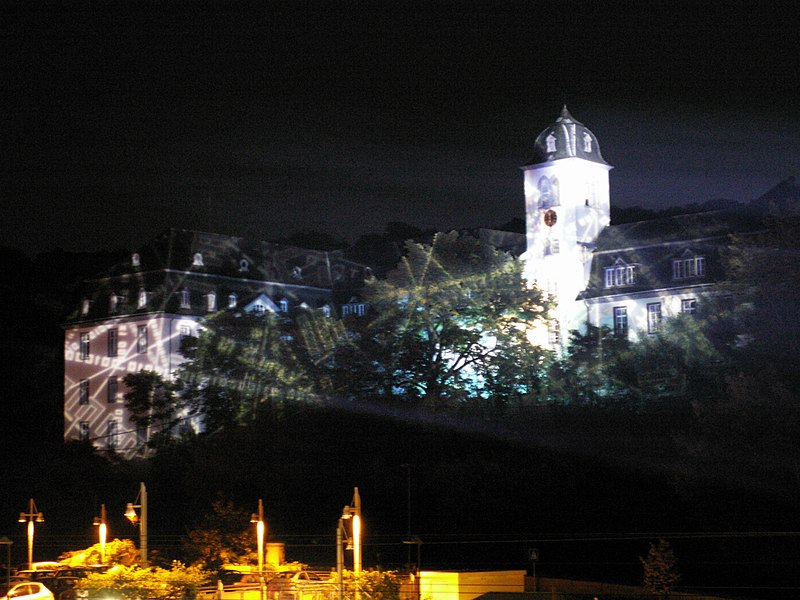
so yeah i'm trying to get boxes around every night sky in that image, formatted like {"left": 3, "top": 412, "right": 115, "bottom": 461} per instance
{"left": 3, "top": 1, "right": 799, "bottom": 257}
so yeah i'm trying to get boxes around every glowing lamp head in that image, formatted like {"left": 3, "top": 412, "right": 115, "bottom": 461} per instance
{"left": 18, "top": 513, "right": 26, "bottom": 523}
{"left": 124, "top": 503, "right": 138, "bottom": 524}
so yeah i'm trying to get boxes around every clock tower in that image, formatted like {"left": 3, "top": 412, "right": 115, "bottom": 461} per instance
{"left": 521, "top": 107, "right": 612, "bottom": 346}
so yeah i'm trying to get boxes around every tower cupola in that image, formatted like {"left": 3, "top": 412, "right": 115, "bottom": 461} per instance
{"left": 524, "top": 105, "right": 607, "bottom": 167}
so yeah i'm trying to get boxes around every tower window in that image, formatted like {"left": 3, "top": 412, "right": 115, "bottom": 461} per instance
{"left": 180, "top": 288, "right": 191, "bottom": 309}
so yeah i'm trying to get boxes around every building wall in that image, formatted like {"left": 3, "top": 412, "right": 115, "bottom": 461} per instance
{"left": 64, "top": 313, "right": 201, "bottom": 455}
{"left": 419, "top": 570, "right": 526, "bottom": 600}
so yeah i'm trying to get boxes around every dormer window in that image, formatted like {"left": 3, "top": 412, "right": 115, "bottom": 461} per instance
{"left": 109, "top": 293, "right": 119, "bottom": 314}
{"left": 193, "top": 253, "right": 204, "bottom": 267}
{"left": 582, "top": 132, "right": 593, "bottom": 152}
{"left": 206, "top": 291, "right": 217, "bottom": 312}
{"left": 546, "top": 132, "right": 557, "bottom": 153}
{"left": 81, "top": 298, "right": 91, "bottom": 316}
{"left": 253, "top": 303, "right": 266, "bottom": 316}
{"left": 342, "top": 297, "right": 368, "bottom": 317}
{"left": 137, "top": 288, "right": 148, "bottom": 309}
{"left": 291, "top": 266, "right": 303, "bottom": 280}
{"left": 228, "top": 292, "right": 238, "bottom": 309}
{"left": 321, "top": 304, "right": 332, "bottom": 317}
{"left": 672, "top": 251, "right": 706, "bottom": 280}
{"left": 279, "top": 298, "right": 289, "bottom": 313}
{"left": 239, "top": 259, "right": 249, "bottom": 272}
{"left": 604, "top": 259, "right": 637, "bottom": 288}
{"left": 178, "top": 288, "right": 190, "bottom": 309}
{"left": 131, "top": 253, "right": 140, "bottom": 267}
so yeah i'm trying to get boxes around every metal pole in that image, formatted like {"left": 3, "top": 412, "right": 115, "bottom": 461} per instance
{"left": 140, "top": 483, "right": 148, "bottom": 568}
{"left": 336, "top": 519, "right": 344, "bottom": 600}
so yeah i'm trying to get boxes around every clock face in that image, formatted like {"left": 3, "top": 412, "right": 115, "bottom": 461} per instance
{"left": 544, "top": 209, "right": 557, "bottom": 227}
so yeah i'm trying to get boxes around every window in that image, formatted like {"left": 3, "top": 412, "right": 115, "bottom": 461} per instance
{"left": 193, "top": 252, "right": 204, "bottom": 266}
{"left": 546, "top": 132, "right": 557, "bottom": 153}
{"left": 81, "top": 298, "right": 91, "bottom": 316}
{"left": 79, "top": 379, "right": 90, "bottom": 405}
{"left": 108, "top": 328, "right": 118, "bottom": 357}
{"left": 109, "top": 293, "right": 118, "bottom": 313}
{"left": 107, "top": 420, "right": 118, "bottom": 450}
{"left": 321, "top": 304, "right": 332, "bottom": 317}
{"left": 206, "top": 291, "right": 216, "bottom": 312}
{"left": 253, "top": 303, "right": 267, "bottom": 316}
{"left": 137, "top": 325, "right": 148, "bottom": 354}
{"left": 131, "top": 253, "right": 140, "bottom": 267}
{"left": 548, "top": 321, "right": 561, "bottom": 345}
{"left": 672, "top": 253, "right": 706, "bottom": 279}
{"left": 137, "top": 288, "right": 148, "bottom": 309}
{"left": 647, "top": 302, "right": 662, "bottom": 334}
{"left": 239, "top": 259, "right": 249, "bottom": 272}
{"left": 228, "top": 293, "right": 238, "bottom": 309}
{"left": 79, "top": 421, "right": 90, "bottom": 442}
{"left": 342, "top": 301, "right": 367, "bottom": 317}
{"left": 279, "top": 298, "right": 289, "bottom": 313}
{"left": 180, "top": 288, "right": 191, "bottom": 309}
{"left": 80, "top": 333, "right": 90, "bottom": 360}
{"left": 681, "top": 298, "right": 697, "bottom": 314}
{"left": 613, "top": 306, "right": 628, "bottom": 337}
{"left": 582, "top": 131, "right": 593, "bottom": 152}
{"left": 107, "top": 376, "right": 118, "bottom": 403}
{"left": 604, "top": 262, "right": 637, "bottom": 288}
{"left": 544, "top": 238, "right": 560, "bottom": 256}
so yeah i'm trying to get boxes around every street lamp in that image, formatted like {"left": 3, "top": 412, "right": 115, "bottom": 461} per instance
{"left": 336, "top": 487, "right": 362, "bottom": 600}
{"left": 18, "top": 498, "right": 44, "bottom": 570}
{"left": 249, "top": 499, "right": 266, "bottom": 575}
{"left": 124, "top": 482, "right": 148, "bottom": 567}
{"left": 92, "top": 504, "right": 108, "bottom": 564}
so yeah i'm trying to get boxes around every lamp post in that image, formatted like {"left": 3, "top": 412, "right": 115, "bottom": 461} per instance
{"left": 18, "top": 498, "right": 44, "bottom": 570}
{"left": 336, "top": 487, "right": 363, "bottom": 600}
{"left": 93, "top": 504, "right": 108, "bottom": 564}
{"left": 124, "top": 482, "right": 148, "bottom": 567}
{"left": 250, "top": 499, "right": 267, "bottom": 600}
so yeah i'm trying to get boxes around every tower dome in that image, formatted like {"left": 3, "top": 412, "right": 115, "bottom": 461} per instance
{"left": 524, "top": 106, "right": 607, "bottom": 166}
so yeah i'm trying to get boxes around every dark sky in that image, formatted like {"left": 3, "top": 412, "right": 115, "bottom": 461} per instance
{"left": 3, "top": 1, "right": 799, "bottom": 257}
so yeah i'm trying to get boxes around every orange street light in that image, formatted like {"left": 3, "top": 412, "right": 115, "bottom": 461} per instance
{"left": 92, "top": 504, "right": 108, "bottom": 564}
{"left": 18, "top": 499, "right": 44, "bottom": 571}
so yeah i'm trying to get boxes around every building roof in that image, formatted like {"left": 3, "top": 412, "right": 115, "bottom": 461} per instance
{"left": 582, "top": 209, "right": 769, "bottom": 300}
{"left": 65, "top": 229, "right": 370, "bottom": 323}
{"left": 522, "top": 106, "right": 608, "bottom": 168}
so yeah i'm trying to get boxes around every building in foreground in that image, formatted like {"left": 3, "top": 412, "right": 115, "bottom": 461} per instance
{"left": 63, "top": 228, "right": 370, "bottom": 457}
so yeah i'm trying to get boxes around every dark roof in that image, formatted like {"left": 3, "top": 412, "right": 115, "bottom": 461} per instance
{"left": 583, "top": 209, "right": 769, "bottom": 300}
{"left": 65, "top": 229, "right": 369, "bottom": 322}
{"left": 522, "top": 106, "right": 608, "bottom": 168}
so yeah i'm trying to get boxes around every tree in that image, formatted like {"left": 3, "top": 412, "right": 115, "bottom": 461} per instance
{"left": 182, "top": 497, "right": 257, "bottom": 570}
{"left": 352, "top": 231, "right": 552, "bottom": 411}
{"left": 123, "top": 370, "right": 182, "bottom": 447}
{"left": 640, "top": 538, "right": 680, "bottom": 597}
{"left": 76, "top": 563, "right": 210, "bottom": 600}
{"left": 59, "top": 538, "right": 140, "bottom": 567}
{"left": 177, "top": 311, "right": 316, "bottom": 429}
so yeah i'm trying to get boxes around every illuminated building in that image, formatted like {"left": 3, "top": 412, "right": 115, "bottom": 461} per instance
{"left": 63, "top": 229, "right": 370, "bottom": 457}
{"left": 522, "top": 107, "right": 789, "bottom": 348}
{"left": 520, "top": 106, "right": 612, "bottom": 346}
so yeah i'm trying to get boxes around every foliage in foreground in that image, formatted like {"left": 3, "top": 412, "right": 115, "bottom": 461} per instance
{"left": 336, "top": 569, "right": 401, "bottom": 600}
{"left": 59, "top": 539, "right": 140, "bottom": 567}
{"left": 76, "top": 563, "right": 210, "bottom": 600}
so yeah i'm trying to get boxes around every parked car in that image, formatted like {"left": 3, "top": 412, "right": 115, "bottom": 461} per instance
{"left": 0, "top": 581, "right": 55, "bottom": 600}
{"left": 36, "top": 577, "right": 79, "bottom": 600}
